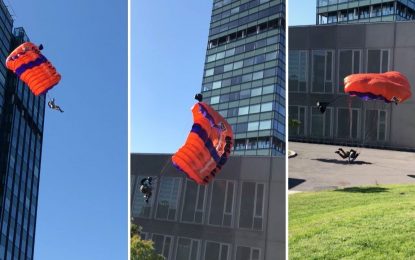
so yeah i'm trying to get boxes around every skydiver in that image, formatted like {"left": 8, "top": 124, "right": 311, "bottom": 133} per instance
{"left": 335, "top": 148, "right": 359, "bottom": 163}
{"left": 140, "top": 177, "right": 153, "bottom": 203}
{"left": 335, "top": 148, "right": 350, "bottom": 159}
{"left": 47, "top": 98, "right": 64, "bottom": 113}
{"left": 349, "top": 149, "right": 359, "bottom": 162}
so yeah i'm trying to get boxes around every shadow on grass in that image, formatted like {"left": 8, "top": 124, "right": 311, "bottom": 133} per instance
{"left": 289, "top": 178, "right": 306, "bottom": 189}
{"left": 312, "top": 158, "right": 372, "bottom": 165}
{"left": 334, "top": 186, "right": 389, "bottom": 193}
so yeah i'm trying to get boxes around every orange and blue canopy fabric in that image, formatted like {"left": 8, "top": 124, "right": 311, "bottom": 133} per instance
{"left": 172, "top": 102, "right": 233, "bottom": 185}
{"left": 6, "top": 42, "right": 61, "bottom": 96}
{"left": 344, "top": 71, "right": 411, "bottom": 104}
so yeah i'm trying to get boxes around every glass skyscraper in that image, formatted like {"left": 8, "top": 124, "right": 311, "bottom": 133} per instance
{"left": 317, "top": 0, "right": 415, "bottom": 24}
{"left": 200, "top": 0, "right": 286, "bottom": 156}
{"left": 0, "top": 1, "right": 45, "bottom": 259}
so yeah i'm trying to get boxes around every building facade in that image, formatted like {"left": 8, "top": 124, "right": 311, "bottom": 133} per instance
{"left": 289, "top": 21, "right": 415, "bottom": 150}
{"left": 200, "top": 0, "right": 286, "bottom": 156}
{"left": 316, "top": 0, "right": 415, "bottom": 25}
{"left": 131, "top": 153, "right": 285, "bottom": 260}
{"left": 0, "top": 3, "right": 46, "bottom": 259}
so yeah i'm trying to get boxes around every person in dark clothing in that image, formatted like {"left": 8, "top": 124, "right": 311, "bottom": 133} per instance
{"left": 140, "top": 177, "right": 153, "bottom": 203}
{"left": 47, "top": 98, "right": 64, "bottom": 113}
{"left": 335, "top": 148, "right": 359, "bottom": 163}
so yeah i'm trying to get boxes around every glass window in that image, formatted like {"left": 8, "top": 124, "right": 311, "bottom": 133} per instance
{"left": 228, "top": 107, "right": 238, "bottom": 117}
{"left": 155, "top": 177, "right": 181, "bottom": 221}
{"left": 205, "top": 68, "right": 214, "bottom": 77}
{"left": 208, "top": 180, "right": 235, "bottom": 227}
{"left": 238, "top": 106, "right": 249, "bottom": 116}
{"left": 244, "top": 57, "right": 254, "bottom": 67}
{"left": 181, "top": 180, "right": 206, "bottom": 224}
{"left": 245, "top": 42, "right": 255, "bottom": 52}
{"left": 248, "top": 121, "right": 259, "bottom": 131}
{"left": 337, "top": 108, "right": 359, "bottom": 139}
{"left": 311, "top": 107, "right": 332, "bottom": 138}
{"left": 261, "top": 102, "right": 272, "bottom": 112}
{"left": 211, "top": 96, "right": 220, "bottom": 104}
{"left": 225, "top": 48, "right": 235, "bottom": 57}
{"left": 152, "top": 234, "right": 173, "bottom": 260}
{"left": 262, "top": 85, "right": 274, "bottom": 95}
{"left": 249, "top": 104, "right": 260, "bottom": 114}
{"left": 338, "top": 50, "right": 361, "bottom": 92}
{"left": 251, "top": 88, "right": 262, "bottom": 97}
{"left": 207, "top": 54, "right": 216, "bottom": 62}
{"left": 233, "top": 61, "right": 243, "bottom": 70}
{"left": 259, "top": 120, "right": 271, "bottom": 130}
{"left": 367, "top": 49, "right": 389, "bottom": 73}
{"left": 252, "top": 71, "right": 264, "bottom": 81}
{"left": 204, "top": 241, "right": 230, "bottom": 260}
{"left": 266, "top": 52, "right": 277, "bottom": 61}
{"left": 239, "top": 182, "right": 265, "bottom": 230}
{"left": 289, "top": 50, "right": 307, "bottom": 92}
{"left": 236, "top": 246, "right": 261, "bottom": 260}
{"left": 212, "top": 81, "right": 222, "bottom": 89}
{"left": 289, "top": 106, "right": 307, "bottom": 136}
{"left": 312, "top": 50, "right": 333, "bottom": 93}
{"left": 224, "top": 63, "right": 233, "bottom": 72}
{"left": 216, "top": 51, "right": 225, "bottom": 60}
{"left": 176, "top": 237, "right": 201, "bottom": 260}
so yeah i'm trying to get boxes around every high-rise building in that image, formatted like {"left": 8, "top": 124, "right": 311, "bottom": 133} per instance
{"left": 0, "top": 2, "right": 46, "bottom": 259}
{"left": 316, "top": 0, "right": 415, "bottom": 25}
{"left": 200, "top": 0, "right": 286, "bottom": 156}
{"left": 131, "top": 153, "right": 285, "bottom": 260}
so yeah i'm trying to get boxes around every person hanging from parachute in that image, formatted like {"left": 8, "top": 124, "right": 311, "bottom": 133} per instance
{"left": 139, "top": 93, "right": 233, "bottom": 202}
{"left": 48, "top": 98, "right": 64, "bottom": 113}
{"left": 139, "top": 177, "right": 153, "bottom": 203}
{"left": 317, "top": 71, "right": 412, "bottom": 163}
{"left": 6, "top": 42, "right": 63, "bottom": 112}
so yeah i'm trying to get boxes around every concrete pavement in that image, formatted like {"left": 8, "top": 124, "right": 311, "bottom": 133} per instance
{"left": 289, "top": 142, "right": 415, "bottom": 192}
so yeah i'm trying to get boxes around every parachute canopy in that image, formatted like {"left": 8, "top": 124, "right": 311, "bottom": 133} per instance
{"left": 6, "top": 42, "right": 61, "bottom": 96}
{"left": 344, "top": 71, "right": 411, "bottom": 104}
{"left": 172, "top": 102, "right": 233, "bottom": 185}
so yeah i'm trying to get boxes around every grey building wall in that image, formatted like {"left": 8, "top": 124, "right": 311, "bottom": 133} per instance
{"left": 131, "top": 153, "right": 285, "bottom": 260}
{"left": 289, "top": 21, "right": 415, "bottom": 150}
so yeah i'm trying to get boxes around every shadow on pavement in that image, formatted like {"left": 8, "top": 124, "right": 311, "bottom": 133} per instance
{"left": 335, "top": 186, "right": 389, "bottom": 193}
{"left": 289, "top": 178, "right": 306, "bottom": 189}
{"left": 312, "top": 158, "right": 372, "bottom": 165}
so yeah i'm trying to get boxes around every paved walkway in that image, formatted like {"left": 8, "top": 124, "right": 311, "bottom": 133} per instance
{"left": 289, "top": 142, "right": 415, "bottom": 192}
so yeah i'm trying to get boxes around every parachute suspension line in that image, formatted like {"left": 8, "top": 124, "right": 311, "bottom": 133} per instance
{"left": 149, "top": 157, "right": 172, "bottom": 185}
{"left": 347, "top": 97, "right": 353, "bottom": 148}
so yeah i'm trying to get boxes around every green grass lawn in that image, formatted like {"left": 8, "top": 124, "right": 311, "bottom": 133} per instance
{"left": 289, "top": 185, "right": 415, "bottom": 260}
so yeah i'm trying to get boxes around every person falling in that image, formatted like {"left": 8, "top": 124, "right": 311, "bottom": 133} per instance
{"left": 335, "top": 148, "right": 359, "bottom": 163}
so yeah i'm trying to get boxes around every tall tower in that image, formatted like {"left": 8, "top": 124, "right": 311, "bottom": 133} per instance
{"left": 0, "top": 4, "right": 46, "bottom": 258}
{"left": 316, "top": 0, "right": 415, "bottom": 25}
{"left": 200, "top": 0, "right": 286, "bottom": 156}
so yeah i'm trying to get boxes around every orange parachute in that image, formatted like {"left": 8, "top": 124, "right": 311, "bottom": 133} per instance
{"left": 344, "top": 71, "right": 411, "bottom": 104}
{"left": 6, "top": 42, "right": 61, "bottom": 96}
{"left": 172, "top": 102, "right": 233, "bottom": 185}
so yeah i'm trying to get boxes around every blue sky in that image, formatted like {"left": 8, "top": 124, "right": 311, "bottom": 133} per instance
{"left": 288, "top": 1, "right": 316, "bottom": 26}
{"left": 10, "top": 1, "right": 127, "bottom": 259}
{"left": 131, "top": 1, "right": 213, "bottom": 153}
